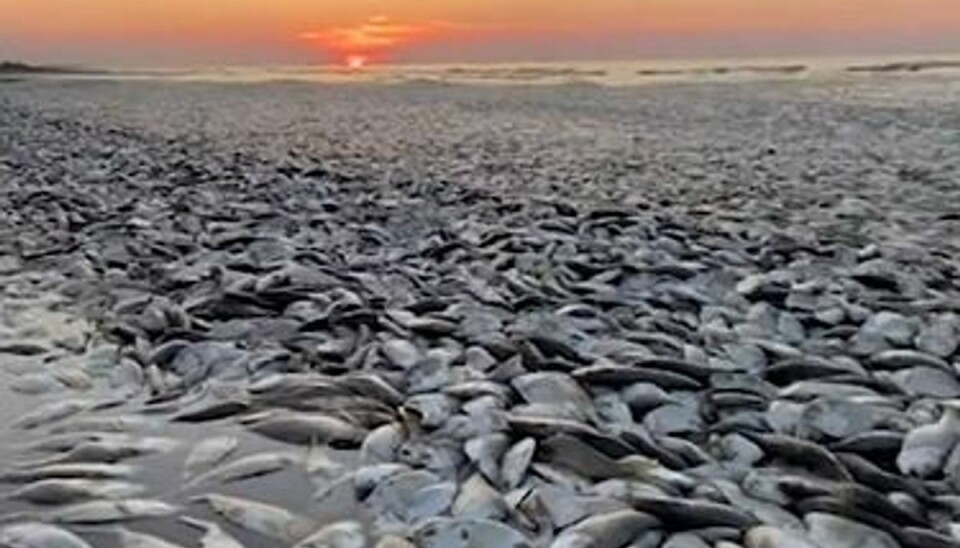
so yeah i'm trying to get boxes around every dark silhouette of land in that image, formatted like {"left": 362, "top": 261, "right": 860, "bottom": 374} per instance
{"left": 847, "top": 60, "right": 960, "bottom": 73}
{"left": 0, "top": 61, "right": 101, "bottom": 75}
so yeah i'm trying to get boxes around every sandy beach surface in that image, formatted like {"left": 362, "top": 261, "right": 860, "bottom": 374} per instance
{"left": 1, "top": 74, "right": 960, "bottom": 547}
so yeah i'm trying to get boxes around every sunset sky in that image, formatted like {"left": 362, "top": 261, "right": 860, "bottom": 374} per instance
{"left": 2, "top": 0, "right": 960, "bottom": 66}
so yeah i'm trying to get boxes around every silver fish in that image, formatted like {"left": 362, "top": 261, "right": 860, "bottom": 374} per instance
{"left": 49, "top": 416, "right": 155, "bottom": 435}
{"left": 17, "top": 438, "right": 177, "bottom": 467}
{"left": 349, "top": 463, "right": 412, "bottom": 499}
{"left": 245, "top": 412, "right": 367, "bottom": 447}
{"left": 1, "top": 463, "right": 137, "bottom": 484}
{"left": 12, "top": 400, "right": 91, "bottom": 430}
{"left": 374, "top": 536, "right": 417, "bottom": 548}
{"left": 10, "top": 372, "right": 67, "bottom": 395}
{"left": 501, "top": 438, "right": 536, "bottom": 490}
{"left": 8, "top": 478, "right": 145, "bottom": 505}
{"left": 453, "top": 473, "right": 506, "bottom": 520}
{"left": 359, "top": 423, "right": 405, "bottom": 465}
{"left": 464, "top": 434, "right": 509, "bottom": 486}
{"left": 0, "top": 522, "right": 93, "bottom": 548}
{"left": 551, "top": 510, "right": 661, "bottom": 548}
{"left": 898, "top": 402, "right": 960, "bottom": 477}
{"left": 193, "top": 493, "right": 316, "bottom": 542}
{"left": 744, "top": 525, "right": 818, "bottom": 548}
{"left": 185, "top": 452, "right": 299, "bottom": 488}
{"left": 366, "top": 470, "right": 445, "bottom": 523}
{"left": 805, "top": 512, "right": 898, "bottom": 548}
{"left": 17, "top": 433, "right": 113, "bottom": 454}
{"left": 44, "top": 498, "right": 180, "bottom": 524}
{"left": 413, "top": 517, "right": 530, "bottom": 548}
{"left": 293, "top": 521, "right": 366, "bottom": 548}
{"left": 182, "top": 436, "right": 240, "bottom": 480}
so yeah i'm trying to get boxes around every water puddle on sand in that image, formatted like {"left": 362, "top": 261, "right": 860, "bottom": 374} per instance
{"left": 0, "top": 269, "right": 361, "bottom": 547}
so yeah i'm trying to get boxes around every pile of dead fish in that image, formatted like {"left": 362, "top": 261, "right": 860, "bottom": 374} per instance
{"left": 1, "top": 100, "right": 960, "bottom": 548}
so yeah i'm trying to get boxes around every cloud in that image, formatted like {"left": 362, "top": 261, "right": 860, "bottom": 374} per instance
{"left": 300, "top": 17, "right": 462, "bottom": 57}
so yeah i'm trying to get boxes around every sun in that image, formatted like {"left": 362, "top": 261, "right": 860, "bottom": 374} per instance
{"left": 345, "top": 54, "right": 369, "bottom": 70}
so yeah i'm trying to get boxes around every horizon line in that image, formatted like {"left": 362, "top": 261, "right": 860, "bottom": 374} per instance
{"left": 12, "top": 48, "right": 960, "bottom": 72}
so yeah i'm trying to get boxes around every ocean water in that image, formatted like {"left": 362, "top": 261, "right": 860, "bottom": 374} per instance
{"left": 68, "top": 54, "right": 960, "bottom": 86}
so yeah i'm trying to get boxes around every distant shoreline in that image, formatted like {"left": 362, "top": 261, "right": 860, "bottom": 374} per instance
{"left": 0, "top": 61, "right": 105, "bottom": 75}
{"left": 4, "top": 55, "right": 960, "bottom": 86}
{"left": 846, "top": 60, "right": 960, "bottom": 73}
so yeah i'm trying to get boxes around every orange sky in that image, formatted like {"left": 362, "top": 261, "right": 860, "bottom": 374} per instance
{"left": 2, "top": 0, "right": 960, "bottom": 65}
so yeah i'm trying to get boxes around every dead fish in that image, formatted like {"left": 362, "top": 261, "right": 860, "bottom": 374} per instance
{"left": 900, "top": 527, "right": 960, "bottom": 548}
{"left": 182, "top": 436, "right": 240, "bottom": 480}
{"left": 109, "top": 358, "right": 145, "bottom": 393}
{"left": 349, "top": 463, "right": 413, "bottom": 500}
{"left": 172, "top": 398, "right": 250, "bottom": 423}
{"left": 396, "top": 481, "right": 458, "bottom": 526}
{"left": 512, "top": 372, "right": 594, "bottom": 420}
{"left": 381, "top": 339, "right": 422, "bottom": 370}
{"left": 620, "top": 383, "right": 677, "bottom": 413}
{"left": 43, "top": 498, "right": 180, "bottom": 524}
{"left": 293, "top": 521, "right": 366, "bottom": 548}
{"left": 115, "top": 529, "right": 187, "bottom": 548}
{"left": 898, "top": 401, "right": 960, "bottom": 478}
{"left": 143, "top": 364, "right": 168, "bottom": 395}
{"left": 836, "top": 452, "right": 929, "bottom": 499}
{"left": 403, "top": 394, "right": 457, "bottom": 428}
{"left": 535, "top": 484, "right": 629, "bottom": 529}
{"left": 745, "top": 433, "right": 852, "bottom": 482}
{"left": 627, "top": 495, "right": 760, "bottom": 529}
{"left": 711, "top": 480, "right": 803, "bottom": 532}
{"left": 8, "top": 479, "right": 145, "bottom": 505}
{"left": 465, "top": 434, "right": 509, "bottom": 486}
{"left": 12, "top": 400, "right": 92, "bottom": 430}
{"left": 551, "top": 510, "right": 661, "bottom": 548}
{"left": 444, "top": 380, "right": 513, "bottom": 402}
{"left": 360, "top": 423, "right": 405, "bottom": 465}
{"left": 501, "top": 438, "right": 536, "bottom": 490}
{"left": 507, "top": 414, "right": 604, "bottom": 440}
{"left": 193, "top": 493, "right": 316, "bottom": 542}
{"left": 49, "top": 416, "right": 155, "bottom": 434}
{"left": 662, "top": 533, "right": 710, "bottom": 548}
{"left": 184, "top": 452, "right": 299, "bottom": 488}
{"left": 366, "top": 469, "right": 447, "bottom": 522}
{"left": 805, "top": 511, "right": 899, "bottom": 548}
{"left": 532, "top": 462, "right": 592, "bottom": 492}
{"left": 374, "top": 536, "right": 417, "bottom": 548}
{"left": 1, "top": 463, "right": 137, "bottom": 484}
{"left": 413, "top": 517, "right": 530, "bottom": 548}
{"left": 779, "top": 381, "right": 879, "bottom": 400}
{"left": 0, "top": 522, "right": 93, "bottom": 548}
{"left": 179, "top": 516, "right": 245, "bottom": 548}
{"left": 869, "top": 350, "right": 952, "bottom": 374}
{"left": 453, "top": 473, "right": 507, "bottom": 520}
{"left": 573, "top": 362, "right": 702, "bottom": 390}
{"left": 337, "top": 372, "right": 405, "bottom": 407}
{"left": 539, "top": 434, "right": 627, "bottom": 481}
{"left": 10, "top": 372, "right": 68, "bottom": 395}
{"left": 17, "top": 432, "right": 115, "bottom": 454}
{"left": 744, "top": 525, "right": 818, "bottom": 548}
{"left": 16, "top": 438, "right": 177, "bottom": 467}
{"left": 245, "top": 412, "right": 367, "bottom": 447}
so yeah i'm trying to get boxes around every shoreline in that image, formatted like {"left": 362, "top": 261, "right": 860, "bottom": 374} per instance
{"left": 5, "top": 54, "right": 960, "bottom": 87}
